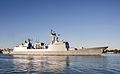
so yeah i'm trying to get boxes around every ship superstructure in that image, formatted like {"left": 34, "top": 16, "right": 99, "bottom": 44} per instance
{"left": 14, "top": 30, "right": 70, "bottom": 51}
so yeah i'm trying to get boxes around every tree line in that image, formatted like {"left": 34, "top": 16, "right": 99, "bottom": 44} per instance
{"left": 103, "top": 49, "right": 120, "bottom": 54}
{"left": 0, "top": 49, "right": 3, "bottom": 53}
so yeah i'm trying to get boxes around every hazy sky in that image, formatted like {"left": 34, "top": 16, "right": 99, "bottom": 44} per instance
{"left": 0, "top": 0, "right": 120, "bottom": 49}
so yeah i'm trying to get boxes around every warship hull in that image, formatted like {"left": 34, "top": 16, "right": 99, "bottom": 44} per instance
{"left": 3, "top": 47, "right": 107, "bottom": 56}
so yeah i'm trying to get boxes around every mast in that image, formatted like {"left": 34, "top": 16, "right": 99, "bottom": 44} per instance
{"left": 50, "top": 29, "right": 57, "bottom": 44}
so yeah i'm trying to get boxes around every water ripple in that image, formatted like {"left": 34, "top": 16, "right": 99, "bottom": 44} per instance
{"left": 0, "top": 54, "right": 120, "bottom": 74}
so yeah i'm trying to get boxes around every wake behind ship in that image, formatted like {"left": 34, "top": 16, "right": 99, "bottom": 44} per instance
{"left": 3, "top": 30, "right": 108, "bottom": 56}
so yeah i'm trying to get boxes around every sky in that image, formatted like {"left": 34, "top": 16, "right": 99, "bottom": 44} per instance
{"left": 0, "top": 0, "right": 120, "bottom": 49}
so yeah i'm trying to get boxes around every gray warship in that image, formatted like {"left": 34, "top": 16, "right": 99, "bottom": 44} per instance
{"left": 3, "top": 30, "right": 108, "bottom": 56}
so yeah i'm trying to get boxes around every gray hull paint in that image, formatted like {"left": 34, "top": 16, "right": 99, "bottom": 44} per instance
{"left": 3, "top": 47, "right": 107, "bottom": 56}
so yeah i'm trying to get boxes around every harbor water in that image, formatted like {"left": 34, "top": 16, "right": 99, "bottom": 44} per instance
{"left": 0, "top": 54, "right": 120, "bottom": 74}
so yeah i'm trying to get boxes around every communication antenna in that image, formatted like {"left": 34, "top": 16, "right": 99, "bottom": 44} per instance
{"left": 35, "top": 37, "right": 37, "bottom": 42}
{"left": 58, "top": 34, "right": 61, "bottom": 36}
{"left": 28, "top": 38, "right": 31, "bottom": 42}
